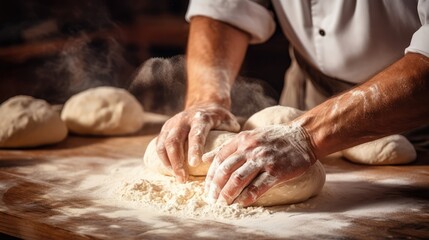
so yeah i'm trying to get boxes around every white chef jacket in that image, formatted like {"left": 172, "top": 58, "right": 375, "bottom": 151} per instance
{"left": 186, "top": 0, "right": 429, "bottom": 84}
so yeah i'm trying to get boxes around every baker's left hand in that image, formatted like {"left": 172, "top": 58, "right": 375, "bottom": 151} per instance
{"left": 203, "top": 124, "right": 317, "bottom": 206}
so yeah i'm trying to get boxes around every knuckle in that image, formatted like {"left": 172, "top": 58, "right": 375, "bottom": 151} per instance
{"left": 255, "top": 148, "right": 275, "bottom": 158}
{"left": 191, "top": 133, "right": 204, "bottom": 144}
{"left": 218, "top": 165, "right": 231, "bottom": 176}
{"left": 230, "top": 172, "right": 246, "bottom": 185}
{"left": 156, "top": 144, "right": 167, "bottom": 155}
{"left": 265, "top": 165, "right": 281, "bottom": 177}
{"left": 194, "top": 111, "right": 210, "bottom": 122}
{"left": 164, "top": 137, "right": 180, "bottom": 148}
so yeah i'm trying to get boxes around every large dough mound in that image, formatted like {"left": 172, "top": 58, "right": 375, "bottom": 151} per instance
{"left": 243, "top": 105, "right": 304, "bottom": 130}
{"left": 143, "top": 130, "right": 325, "bottom": 206}
{"left": 0, "top": 96, "right": 68, "bottom": 148}
{"left": 61, "top": 86, "right": 144, "bottom": 135}
{"left": 253, "top": 160, "right": 325, "bottom": 206}
{"left": 342, "top": 135, "right": 416, "bottom": 165}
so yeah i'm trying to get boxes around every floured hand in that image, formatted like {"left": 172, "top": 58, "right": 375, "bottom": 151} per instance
{"left": 203, "top": 124, "right": 317, "bottom": 206}
{"left": 156, "top": 103, "right": 240, "bottom": 183}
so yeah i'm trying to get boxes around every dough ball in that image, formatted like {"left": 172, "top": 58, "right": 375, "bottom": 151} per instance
{"left": 253, "top": 160, "right": 325, "bottom": 206}
{"left": 143, "top": 130, "right": 325, "bottom": 206}
{"left": 61, "top": 86, "right": 144, "bottom": 135}
{"left": 341, "top": 135, "right": 416, "bottom": 165}
{"left": 0, "top": 96, "right": 68, "bottom": 148}
{"left": 143, "top": 131, "right": 236, "bottom": 176}
{"left": 243, "top": 105, "right": 304, "bottom": 130}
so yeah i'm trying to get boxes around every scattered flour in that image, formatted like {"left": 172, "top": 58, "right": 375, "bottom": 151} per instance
{"left": 120, "top": 170, "right": 270, "bottom": 220}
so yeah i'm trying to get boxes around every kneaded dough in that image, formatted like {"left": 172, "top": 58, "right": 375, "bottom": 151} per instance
{"left": 252, "top": 161, "right": 325, "bottom": 206}
{"left": 143, "top": 130, "right": 325, "bottom": 206}
{"left": 0, "top": 96, "right": 68, "bottom": 148}
{"left": 243, "top": 105, "right": 304, "bottom": 130}
{"left": 61, "top": 86, "right": 144, "bottom": 135}
{"left": 341, "top": 135, "right": 416, "bottom": 165}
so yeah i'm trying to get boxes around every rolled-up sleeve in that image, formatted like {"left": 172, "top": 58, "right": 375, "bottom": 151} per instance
{"left": 405, "top": 0, "right": 429, "bottom": 57}
{"left": 185, "top": 0, "right": 276, "bottom": 44}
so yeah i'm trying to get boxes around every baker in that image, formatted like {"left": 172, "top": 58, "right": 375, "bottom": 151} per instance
{"left": 155, "top": 0, "right": 429, "bottom": 206}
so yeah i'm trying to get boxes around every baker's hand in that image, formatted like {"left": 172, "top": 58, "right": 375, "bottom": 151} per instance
{"left": 156, "top": 103, "right": 240, "bottom": 183}
{"left": 203, "top": 124, "right": 317, "bottom": 206}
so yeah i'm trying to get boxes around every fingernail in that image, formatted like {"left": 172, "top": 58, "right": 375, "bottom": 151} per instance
{"left": 189, "top": 156, "right": 198, "bottom": 167}
{"left": 176, "top": 175, "right": 184, "bottom": 183}
{"left": 176, "top": 169, "right": 187, "bottom": 183}
{"left": 234, "top": 190, "right": 255, "bottom": 207}
{"left": 207, "top": 183, "right": 218, "bottom": 201}
{"left": 201, "top": 154, "right": 208, "bottom": 163}
{"left": 234, "top": 194, "right": 246, "bottom": 206}
{"left": 217, "top": 195, "right": 228, "bottom": 206}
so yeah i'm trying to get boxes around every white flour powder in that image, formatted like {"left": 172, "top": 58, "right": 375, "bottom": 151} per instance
{"left": 120, "top": 170, "right": 270, "bottom": 219}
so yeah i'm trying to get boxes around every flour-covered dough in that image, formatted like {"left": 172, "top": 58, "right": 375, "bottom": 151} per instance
{"left": 143, "top": 130, "right": 325, "bottom": 206}
{"left": 342, "top": 135, "right": 416, "bottom": 165}
{"left": 61, "top": 86, "right": 144, "bottom": 135}
{"left": 0, "top": 95, "right": 68, "bottom": 148}
{"left": 243, "top": 105, "right": 304, "bottom": 130}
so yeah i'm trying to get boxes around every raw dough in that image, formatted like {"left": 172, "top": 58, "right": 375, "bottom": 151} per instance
{"left": 252, "top": 161, "right": 325, "bottom": 206}
{"left": 0, "top": 95, "right": 68, "bottom": 148}
{"left": 61, "top": 86, "right": 144, "bottom": 135}
{"left": 243, "top": 105, "right": 304, "bottom": 130}
{"left": 244, "top": 105, "right": 417, "bottom": 165}
{"left": 143, "top": 130, "right": 326, "bottom": 206}
{"left": 342, "top": 135, "right": 416, "bottom": 165}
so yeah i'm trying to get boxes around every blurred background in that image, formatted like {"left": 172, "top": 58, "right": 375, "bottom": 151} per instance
{"left": 0, "top": 0, "right": 290, "bottom": 107}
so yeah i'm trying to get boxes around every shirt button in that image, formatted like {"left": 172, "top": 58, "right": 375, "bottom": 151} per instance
{"left": 319, "top": 29, "right": 326, "bottom": 36}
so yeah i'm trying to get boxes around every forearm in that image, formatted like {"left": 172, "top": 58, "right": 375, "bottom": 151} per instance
{"left": 297, "top": 53, "right": 429, "bottom": 158}
{"left": 186, "top": 16, "right": 250, "bottom": 109}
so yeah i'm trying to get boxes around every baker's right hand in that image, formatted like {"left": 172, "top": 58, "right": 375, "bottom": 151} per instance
{"left": 156, "top": 103, "right": 240, "bottom": 183}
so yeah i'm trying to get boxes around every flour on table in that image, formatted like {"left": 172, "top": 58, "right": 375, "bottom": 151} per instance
{"left": 119, "top": 169, "right": 270, "bottom": 219}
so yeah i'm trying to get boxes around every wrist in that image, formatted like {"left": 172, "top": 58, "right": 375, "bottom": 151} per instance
{"left": 291, "top": 114, "right": 334, "bottom": 160}
{"left": 185, "top": 94, "right": 231, "bottom": 110}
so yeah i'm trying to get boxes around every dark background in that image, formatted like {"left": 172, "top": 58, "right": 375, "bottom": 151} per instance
{"left": 0, "top": 0, "right": 290, "bottom": 105}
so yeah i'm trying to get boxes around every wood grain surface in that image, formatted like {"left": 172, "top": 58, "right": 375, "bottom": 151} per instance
{"left": 0, "top": 122, "right": 428, "bottom": 239}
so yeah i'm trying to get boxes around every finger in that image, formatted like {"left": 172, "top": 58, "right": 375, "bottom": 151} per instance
{"left": 188, "top": 124, "right": 211, "bottom": 167}
{"left": 208, "top": 153, "right": 246, "bottom": 201}
{"left": 156, "top": 124, "right": 173, "bottom": 169}
{"left": 204, "top": 137, "right": 240, "bottom": 194}
{"left": 217, "top": 161, "right": 261, "bottom": 205}
{"left": 201, "top": 135, "right": 234, "bottom": 163}
{"left": 201, "top": 145, "right": 220, "bottom": 164}
{"left": 234, "top": 172, "right": 278, "bottom": 207}
{"left": 164, "top": 126, "right": 190, "bottom": 183}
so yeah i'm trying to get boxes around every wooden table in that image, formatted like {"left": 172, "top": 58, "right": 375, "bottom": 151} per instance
{"left": 1, "top": 122, "right": 428, "bottom": 239}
